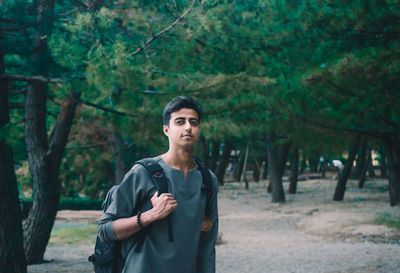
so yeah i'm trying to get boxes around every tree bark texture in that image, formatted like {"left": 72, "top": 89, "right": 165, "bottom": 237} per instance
{"left": 234, "top": 149, "right": 245, "bottom": 181}
{"left": 278, "top": 141, "right": 291, "bottom": 177}
{"left": 333, "top": 134, "right": 362, "bottom": 201}
{"left": 380, "top": 145, "right": 387, "bottom": 178}
{"left": 108, "top": 133, "right": 128, "bottom": 185}
{"left": 240, "top": 145, "right": 249, "bottom": 190}
{"left": 209, "top": 140, "right": 220, "bottom": 172}
{"left": 267, "top": 141, "right": 291, "bottom": 193}
{"left": 22, "top": 0, "right": 85, "bottom": 264}
{"left": 383, "top": 134, "right": 400, "bottom": 206}
{"left": 309, "top": 151, "right": 319, "bottom": 173}
{"left": 367, "top": 149, "right": 375, "bottom": 178}
{"left": 299, "top": 151, "right": 306, "bottom": 174}
{"left": 199, "top": 135, "right": 209, "bottom": 166}
{"left": 354, "top": 137, "right": 367, "bottom": 179}
{"left": 215, "top": 141, "right": 233, "bottom": 186}
{"left": 358, "top": 146, "right": 371, "bottom": 189}
{"left": 266, "top": 133, "right": 285, "bottom": 203}
{"left": 253, "top": 159, "right": 260, "bottom": 182}
{"left": 23, "top": 83, "right": 80, "bottom": 264}
{"left": 0, "top": 51, "right": 27, "bottom": 273}
{"left": 262, "top": 154, "right": 268, "bottom": 179}
{"left": 289, "top": 147, "right": 299, "bottom": 194}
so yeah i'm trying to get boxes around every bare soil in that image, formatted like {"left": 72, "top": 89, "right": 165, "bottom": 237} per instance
{"left": 28, "top": 177, "right": 400, "bottom": 273}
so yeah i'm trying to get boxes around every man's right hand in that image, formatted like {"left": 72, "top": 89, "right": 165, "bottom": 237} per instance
{"left": 150, "top": 191, "right": 178, "bottom": 221}
{"left": 113, "top": 191, "right": 178, "bottom": 240}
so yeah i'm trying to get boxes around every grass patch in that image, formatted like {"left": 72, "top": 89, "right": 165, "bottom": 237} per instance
{"left": 49, "top": 224, "right": 97, "bottom": 246}
{"left": 375, "top": 213, "right": 400, "bottom": 231}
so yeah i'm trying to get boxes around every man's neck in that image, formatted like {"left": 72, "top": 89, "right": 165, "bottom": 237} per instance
{"left": 162, "top": 148, "right": 195, "bottom": 173}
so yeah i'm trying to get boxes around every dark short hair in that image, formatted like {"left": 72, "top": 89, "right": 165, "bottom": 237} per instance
{"left": 162, "top": 96, "right": 203, "bottom": 126}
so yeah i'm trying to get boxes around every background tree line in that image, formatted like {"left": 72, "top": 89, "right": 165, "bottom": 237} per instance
{"left": 1, "top": 0, "right": 399, "bottom": 272}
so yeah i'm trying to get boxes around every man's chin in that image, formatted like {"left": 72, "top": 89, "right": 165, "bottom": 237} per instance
{"left": 179, "top": 141, "right": 197, "bottom": 149}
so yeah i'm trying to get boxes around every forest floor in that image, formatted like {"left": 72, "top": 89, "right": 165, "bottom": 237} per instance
{"left": 28, "top": 175, "right": 400, "bottom": 273}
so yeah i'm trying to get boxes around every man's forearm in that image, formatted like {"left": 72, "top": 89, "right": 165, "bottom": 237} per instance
{"left": 113, "top": 209, "right": 158, "bottom": 240}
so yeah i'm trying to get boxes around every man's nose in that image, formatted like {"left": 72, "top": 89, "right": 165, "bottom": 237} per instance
{"left": 184, "top": 121, "right": 192, "bottom": 131}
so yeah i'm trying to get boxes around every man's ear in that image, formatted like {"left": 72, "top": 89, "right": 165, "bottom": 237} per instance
{"left": 163, "top": 125, "right": 169, "bottom": 136}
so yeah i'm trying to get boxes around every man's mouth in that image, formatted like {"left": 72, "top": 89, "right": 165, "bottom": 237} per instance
{"left": 182, "top": 134, "right": 193, "bottom": 138}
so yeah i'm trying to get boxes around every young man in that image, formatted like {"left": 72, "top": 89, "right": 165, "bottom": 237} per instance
{"left": 98, "top": 96, "right": 219, "bottom": 273}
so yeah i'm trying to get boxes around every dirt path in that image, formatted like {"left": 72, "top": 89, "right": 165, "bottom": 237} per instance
{"left": 28, "top": 178, "right": 400, "bottom": 273}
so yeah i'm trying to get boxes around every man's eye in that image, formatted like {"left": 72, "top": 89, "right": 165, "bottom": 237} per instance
{"left": 176, "top": 120, "right": 184, "bottom": 125}
{"left": 190, "top": 120, "right": 199, "bottom": 126}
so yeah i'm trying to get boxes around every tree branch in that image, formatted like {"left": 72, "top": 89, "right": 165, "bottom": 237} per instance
{"left": 323, "top": 79, "right": 398, "bottom": 128}
{"left": 130, "top": 0, "right": 197, "bottom": 56}
{"left": 0, "top": 73, "right": 85, "bottom": 83}
{"left": 46, "top": 110, "right": 57, "bottom": 118}
{"left": 141, "top": 74, "right": 245, "bottom": 96}
{"left": 0, "top": 74, "right": 63, "bottom": 83}
{"left": 0, "top": 18, "right": 18, "bottom": 23}
{"left": 114, "top": 18, "right": 135, "bottom": 39}
{"left": 60, "top": 8, "right": 79, "bottom": 17}
{"left": 69, "top": 0, "right": 88, "bottom": 10}
{"left": 80, "top": 99, "right": 135, "bottom": 117}
{"left": 9, "top": 88, "right": 27, "bottom": 95}
{"left": 66, "top": 142, "right": 107, "bottom": 150}
{"left": 8, "top": 102, "right": 25, "bottom": 109}
{"left": 273, "top": 95, "right": 385, "bottom": 137}
{"left": 324, "top": 79, "right": 358, "bottom": 97}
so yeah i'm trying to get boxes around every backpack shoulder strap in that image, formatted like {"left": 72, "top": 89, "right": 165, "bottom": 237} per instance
{"left": 135, "top": 158, "right": 168, "bottom": 194}
{"left": 195, "top": 159, "right": 213, "bottom": 217}
{"left": 195, "top": 159, "right": 213, "bottom": 194}
{"left": 133, "top": 158, "right": 173, "bottom": 247}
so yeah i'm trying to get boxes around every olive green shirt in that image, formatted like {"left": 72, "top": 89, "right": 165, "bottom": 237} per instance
{"left": 98, "top": 156, "right": 219, "bottom": 273}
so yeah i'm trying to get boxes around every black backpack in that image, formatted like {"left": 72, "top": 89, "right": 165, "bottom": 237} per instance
{"left": 88, "top": 158, "right": 213, "bottom": 273}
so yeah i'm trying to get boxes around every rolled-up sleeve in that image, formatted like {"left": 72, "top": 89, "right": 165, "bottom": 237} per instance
{"left": 97, "top": 165, "right": 152, "bottom": 242}
{"left": 197, "top": 173, "right": 219, "bottom": 273}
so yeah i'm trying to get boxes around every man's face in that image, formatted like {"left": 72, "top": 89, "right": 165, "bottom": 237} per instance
{"left": 163, "top": 108, "right": 200, "bottom": 150}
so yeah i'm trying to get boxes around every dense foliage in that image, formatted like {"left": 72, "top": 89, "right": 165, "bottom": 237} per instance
{"left": 1, "top": 0, "right": 399, "bottom": 197}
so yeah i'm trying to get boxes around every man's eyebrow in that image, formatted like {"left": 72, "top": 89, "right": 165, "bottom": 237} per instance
{"left": 174, "top": 117, "right": 199, "bottom": 121}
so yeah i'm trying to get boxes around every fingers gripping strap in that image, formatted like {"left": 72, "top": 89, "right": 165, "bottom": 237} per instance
{"left": 134, "top": 158, "right": 173, "bottom": 243}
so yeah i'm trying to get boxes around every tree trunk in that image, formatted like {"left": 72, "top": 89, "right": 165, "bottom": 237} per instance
{"left": 262, "top": 154, "right": 268, "bottom": 179}
{"left": 199, "top": 135, "right": 209, "bottom": 165}
{"left": 333, "top": 134, "right": 362, "bottom": 201}
{"left": 278, "top": 141, "right": 291, "bottom": 177}
{"left": 367, "top": 148, "right": 375, "bottom": 178}
{"left": 209, "top": 140, "right": 220, "bottom": 172}
{"left": 108, "top": 133, "right": 128, "bottom": 185}
{"left": 23, "top": 83, "right": 80, "bottom": 264}
{"left": 253, "top": 159, "right": 260, "bottom": 182}
{"left": 289, "top": 147, "right": 299, "bottom": 194}
{"left": 383, "top": 134, "right": 400, "bottom": 206}
{"left": 266, "top": 133, "right": 285, "bottom": 203}
{"left": 215, "top": 141, "right": 233, "bottom": 186}
{"left": 309, "top": 152, "right": 319, "bottom": 173}
{"left": 299, "top": 151, "right": 306, "bottom": 174}
{"left": 354, "top": 137, "right": 367, "bottom": 179}
{"left": 0, "top": 50, "right": 27, "bottom": 273}
{"left": 234, "top": 149, "right": 245, "bottom": 181}
{"left": 380, "top": 145, "right": 387, "bottom": 178}
{"left": 22, "top": 0, "right": 94, "bottom": 263}
{"left": 267, "top": 141, "right": 291, "bottom": 193}
{"left": 240, "top": 145, "right": 250, "bottom": 190}
{"left": 358, "top": 146, "right": 371, "bottom": 189}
